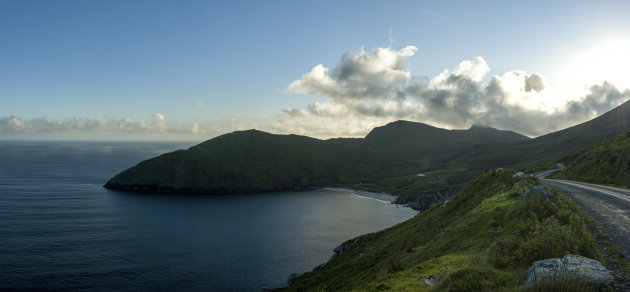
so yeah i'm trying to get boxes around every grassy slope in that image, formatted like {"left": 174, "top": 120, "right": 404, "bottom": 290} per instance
{"left": 419, "top": 100, "right": 630, "bottom": 194}
{"left": 105, "top": 123, "right": 528, "bottom": 195}
{"left": 363, "top": 121, "right": 527, "bottom": 169}
{"left": 105, "top": 130, "right": 401, "bottom": 193}
{"left": 551, "top": 130, "right": 630, "bottom": 187}
{"left": 284, "top": 170, "right": 601, "bottom": 291}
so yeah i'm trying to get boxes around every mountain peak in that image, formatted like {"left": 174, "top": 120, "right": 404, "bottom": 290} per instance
{"left": 469, "top": 124, "right": 491, "bottom": 130}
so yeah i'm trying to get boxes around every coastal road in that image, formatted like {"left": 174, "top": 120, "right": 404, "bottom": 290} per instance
{"left": 542, "top": 178, "right": 630, "bottom": 259}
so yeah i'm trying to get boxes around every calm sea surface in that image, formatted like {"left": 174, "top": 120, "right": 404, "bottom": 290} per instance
{"left": 0, "top": 141, "right": 416, "bottom": 291}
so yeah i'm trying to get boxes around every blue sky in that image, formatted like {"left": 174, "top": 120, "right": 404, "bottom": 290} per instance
{"left": 2, "top": 0, "right": 630, "bottom": 140}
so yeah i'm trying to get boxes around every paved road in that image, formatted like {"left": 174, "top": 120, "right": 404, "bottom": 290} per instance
{"left": 542, "top": 179, "right": 630, "bottom": 259}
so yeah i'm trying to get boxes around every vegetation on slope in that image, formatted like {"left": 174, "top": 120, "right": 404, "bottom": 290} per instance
{"left": 106, "top": 100, "right": 630, "bottom": 209}
{"left": 105, "top": 130, "right": 396, "bottom": 193}
{"left": 283, "top": 170, "right": 601, "bottom": 291}
{"left": 104, "top": 122, "right": 527, "bottom": 196}
{"left": 424, "top": 100, "right": 630, "bottom": 187}
{"left": 551, "top": 129, "right": 630, "bottom": 187}
{"left": 379, "top": 99, "right": 630, "bottom": 205}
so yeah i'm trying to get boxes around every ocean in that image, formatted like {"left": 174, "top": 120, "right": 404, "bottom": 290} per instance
{"left": 0, "top": 141, "right": 416, "bottom": 291}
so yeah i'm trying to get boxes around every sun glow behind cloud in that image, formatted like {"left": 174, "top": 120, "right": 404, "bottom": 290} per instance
{"left": 550, "top": 38, "right": 630, "bottom": 107}
{"left": 283, "top": 45, "right": 630, "bottom": 138}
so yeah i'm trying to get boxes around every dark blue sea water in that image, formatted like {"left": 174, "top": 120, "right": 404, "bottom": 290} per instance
{"left": 0, "top": 141, "right": 416, "bottom": 291}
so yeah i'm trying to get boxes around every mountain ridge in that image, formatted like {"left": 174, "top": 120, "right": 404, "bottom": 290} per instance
{"left": 432, "top": 100, "right": 630, "bottom": 171}
{"left": 105, "top": 100, "right": 630, "bottom": 210}
{"left": 104, "top": 120, "right": 528, "bottom": 199}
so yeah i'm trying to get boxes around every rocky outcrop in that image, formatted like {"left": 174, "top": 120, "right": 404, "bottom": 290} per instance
{"left": 286, "top": 273, "right": 300, "bottom": 287}
{"left": 328, "top": 238, "right": 359, "bottom": 261}
{"left": 333, "top": 239, "right": 356, "bottom": 254}
{"left": 523, "top": 185, "right": 558, "bottom": 206}
{"left": 526, "top": 254, "right": 614, "bottom": 287}
{"left": 394, "top": 188, "right": 457, "bottom": 211}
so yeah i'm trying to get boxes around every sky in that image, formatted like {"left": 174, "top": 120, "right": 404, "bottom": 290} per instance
{"left": 2, "top": 0, "right": 630, "bottom": 141}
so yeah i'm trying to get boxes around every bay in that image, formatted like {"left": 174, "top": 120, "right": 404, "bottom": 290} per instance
{"left": 0, "top": 141, "right": 416, "bottom": 291}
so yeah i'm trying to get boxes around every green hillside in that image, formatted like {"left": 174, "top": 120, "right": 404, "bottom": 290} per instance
{"left": 282, "top": 170, "right": 601, "bottom": 291}
{"left": 421, "top": 100, "right": 630, "bottom": 189}
{"left": 104, "top": 122, "right": 527, "bottom": 197}
{"left": 364, "top": 121, "right": 528, "bottom": 168}
{"left": 105, "top": 130, "right": 395, "bottom": 193}
{"left": 105, "top": 100, "right": 630, "bottom": 209}
{"left": 551, "top": 130, "right": 630, "bottom": 187}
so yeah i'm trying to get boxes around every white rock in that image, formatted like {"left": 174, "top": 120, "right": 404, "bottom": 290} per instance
{"left": 512, "top": 172, "right": 525, "bottom": 178}
{"left": 526, "top": 254, "right": 613, "bottom": 287}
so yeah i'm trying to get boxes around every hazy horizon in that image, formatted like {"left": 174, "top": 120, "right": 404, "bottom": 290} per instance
{"left": 0, "top": 113, "right": 606, "bottom": 142}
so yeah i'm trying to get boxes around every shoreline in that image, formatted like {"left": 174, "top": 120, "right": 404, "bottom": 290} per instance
{"left": 321, "top": 187, "right": 401, "bottom": 204}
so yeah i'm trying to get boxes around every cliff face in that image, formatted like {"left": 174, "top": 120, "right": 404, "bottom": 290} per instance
{"left": 393, "top": 188, "right": 457, "bottom": 210}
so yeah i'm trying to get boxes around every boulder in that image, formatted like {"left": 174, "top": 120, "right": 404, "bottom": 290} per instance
{"left": 421, "top": 274, "right": 440, "bottom": 287}
{"left": 526, "top": 254, "right": 614, "bottom": 288}
{"left": 523, "top": 185, "right": 558, "bottom": 206}
{"left": 512, "top": 172, "right": 526, "bottom": 178}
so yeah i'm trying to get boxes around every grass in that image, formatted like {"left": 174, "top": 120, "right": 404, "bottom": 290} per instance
{"left": 551, "top": 130, "right": 630, "bottom": 187}
{"left": 282, "top": 170, "right": 603, "bottom": 291}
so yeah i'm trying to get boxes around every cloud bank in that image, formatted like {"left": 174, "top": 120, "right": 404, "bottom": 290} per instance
{"left": 0, "top": 112, "right": 272, "bottom": 140}
{"left": 0, "top": 114, "right": 192, "bottom": 135}
{"left": 285, "top": 46, "right": 630, "bottom": 137}
{"left": 2, "top": 45, "right": 630, "bottom": 140}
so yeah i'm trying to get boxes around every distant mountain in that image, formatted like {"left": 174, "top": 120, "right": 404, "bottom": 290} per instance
{"left": 550, "top": 129, "right": 630, "bottom": 186}
{"left": 105, "top": 130, "right": 386, "bottom": 193}
{"left": 365, "top": 121, "right": 528, "bottom": 167}
{"left": 104, "top": 122, "right": 528, "bottom": 196}
{"left": 105, "top": 100, "right": 630, "bottom": 208}
{"left": 440, "top": 100, "right": 630, "bottom": 171}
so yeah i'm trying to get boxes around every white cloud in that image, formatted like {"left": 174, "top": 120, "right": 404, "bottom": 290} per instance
{"left": 3, "top": 45, "right": 630, "bottom": 141}
{"left": 286, "top": 45, "right": 630, "bottom": 137}
{"left": 288, "top": 64, "right": 343, "bottom": 97}
{"left": 452, "top": 56, "right": 491, "bottom": 82}
{"left": 289, "top": 46, "right": 417, "bottom": 102}
{"left": 152, "top": 113, "right": 166, "bottom": 131}
{"left": 194, "top": 101, "right": 205, "bottom": 108}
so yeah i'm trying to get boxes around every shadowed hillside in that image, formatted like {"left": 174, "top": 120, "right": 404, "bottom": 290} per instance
{"left": 104, "top": 123, "right": 528, "bottom": 196}
{"left": 364, "top": 121, "right": 528, "bottom": 169}
{"left": 411, "top": 100, "right": 630, "bottom": 195}
{"left": 105, "top": 100, "right": 630, "bottom": 210}
{"left": 442, "top": 100, "right": 630, "bottom": 171}
{"left": 551, "top": 129, "right": 630, "bottom": 187}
